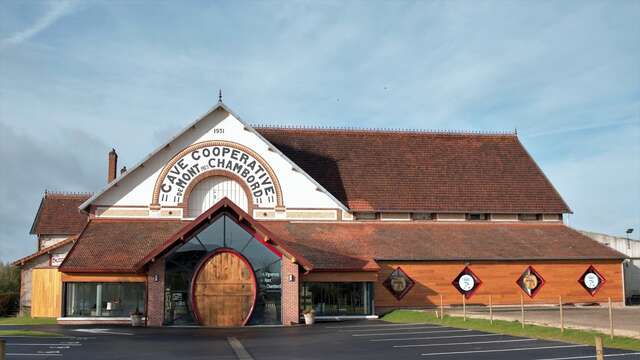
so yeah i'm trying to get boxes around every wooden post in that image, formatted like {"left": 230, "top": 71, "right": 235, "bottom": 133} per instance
{"left": 463, "top": 294, "right": 466, "bottom": 321}
{"left": 440, "top": 294, "right": 444, "bottom": 320}
{"left": 0, "top": 339, "right": 5, "bottom": 360}
{"left": 595, "top": 336, "right": 604, "bottom": 360}
{"left": 608, "top": 297, "right": 614, "bottom": 339}
{"left": 520, "top": 294, "right": 525, "bottom": 329}
{"left": 489, "top": 295, "right": 493, "bottom": 324}
{"left": 559, "top": 296, "right": 564, "bottom": 333}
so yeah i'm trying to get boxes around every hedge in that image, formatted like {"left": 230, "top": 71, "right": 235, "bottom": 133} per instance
{"left": 0, "top": 292, "right": 19, "bottom": 316}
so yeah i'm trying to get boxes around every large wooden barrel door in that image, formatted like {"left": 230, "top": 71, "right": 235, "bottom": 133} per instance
{"left": 191, "top": 250, "right": 256, "bottom": 327}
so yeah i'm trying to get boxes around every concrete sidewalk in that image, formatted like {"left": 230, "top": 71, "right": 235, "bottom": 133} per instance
{"left": 446, "top": 305, "right": 640, "bottom": 339}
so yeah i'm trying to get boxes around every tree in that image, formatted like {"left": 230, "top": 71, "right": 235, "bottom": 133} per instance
{"left": 0, "top": 261, "right": 20, "bottom": 316}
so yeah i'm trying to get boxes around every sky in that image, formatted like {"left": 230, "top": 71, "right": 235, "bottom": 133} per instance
{"left": 0, "top": 0, "right": 639, "bottom": 262}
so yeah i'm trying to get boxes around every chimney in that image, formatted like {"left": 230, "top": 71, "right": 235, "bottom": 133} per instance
{"left": 108, "top": 149, "right": 118, "bottom": 183}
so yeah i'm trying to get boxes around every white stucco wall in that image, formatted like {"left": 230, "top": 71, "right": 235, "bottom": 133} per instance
{"left": 91, "top": 108, "right": 342, "bottom": 216}
{"left": 40, "top": 236, "right": 69, "bottom": 250}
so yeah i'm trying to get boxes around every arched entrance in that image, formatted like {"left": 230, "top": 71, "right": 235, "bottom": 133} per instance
{"left": 163, "top": 209, "right": 282, "bottom": 326}
{"left": 192, "top": 250, "right": 257, "bottom": 327}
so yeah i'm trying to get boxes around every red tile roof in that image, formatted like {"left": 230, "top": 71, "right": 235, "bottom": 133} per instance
{"left": 260, "top": 221, "right": 624, "bottom": 270}
{"left": 60, "top": 216, "right": 624, "bottom": 273}
{"left": 30, "top": 192, "right": 91, "bottom": 235}
{"left": 256, "top": 128, "right": 571, "bottom": 213}
{"left": 59, "top": 219, "right": 189, "bottom": 273}
{"left": 60, "top": 201, "right": 316, "bottom": 274}
{"left": 11, "top": 236, "right": 76, "bottom": 266}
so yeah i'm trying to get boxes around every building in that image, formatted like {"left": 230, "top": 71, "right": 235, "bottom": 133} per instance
{"left": 580, "top": 231, "right": 640, "bottom": 304}
{"left": 12, "top": 101, "right": 625, "bottom": 326}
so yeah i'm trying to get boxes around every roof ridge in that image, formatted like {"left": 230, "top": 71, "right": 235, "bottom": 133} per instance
{"left": 253, "top": 124, "right": 517, "bottom": 137}
{"left": 44, "top": 190, "right": 93, "bottom": 198}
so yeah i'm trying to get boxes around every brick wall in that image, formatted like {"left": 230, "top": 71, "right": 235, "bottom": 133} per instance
{"left": 281, "top": 257, "right": 299, "bottom": 325}
{"left": 146, "top": 259, "right": 165, "bottom": 327}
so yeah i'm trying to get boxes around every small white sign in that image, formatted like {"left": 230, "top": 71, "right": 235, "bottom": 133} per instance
{"left": 51, "top": 253, "right": 66, "bottom": 267}
{"left": 458, "top": 274, "right": 475, "bottom": 292}
{"left": 584, "top": 272, "right": 600, "bottom": 289}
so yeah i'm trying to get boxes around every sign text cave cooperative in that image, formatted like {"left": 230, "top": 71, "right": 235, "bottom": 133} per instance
{"left": 160, "top": 146, "right": 276, "bottom": 204}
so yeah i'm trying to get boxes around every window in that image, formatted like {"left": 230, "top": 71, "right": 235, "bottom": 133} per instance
{"left": 355, "top": 212, "right": 378, "bottom": 221}
{"left": 164, "top": 214, "right": 281, "bottom": 325}
{"left": 187, "top": 176, "right": 249, "bottom": 217}
{"left": 300, "top": 282, "right": 373, "bottom": 316}
{"left": 468, "top": 213, "right": 487, "bottom": 221}
{"left": 519, "top": 214, "right": 541, "bottom": 221}
{"left": 411, "top": 213, "right": 433, "bottom": 221}
{"left": 64, "top": 283, "right": 145, "bottom": 317}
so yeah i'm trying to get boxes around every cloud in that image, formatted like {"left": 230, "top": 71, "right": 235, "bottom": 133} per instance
{"left": 1, "top": 0, "right": 77, "bottom": 48}
{"left": 0, "top": 0, "right": 637, "bottom": 259}
{"left": 0, "top": 122, "right": 108, "bottom": 262}
{"left": 527, "top": 117, "right": 639, "bottom": 138}
{"left": 544, "top": 123, "right": 640, "bottom": 239}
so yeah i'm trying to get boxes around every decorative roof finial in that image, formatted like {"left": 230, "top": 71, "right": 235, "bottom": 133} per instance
{"left": 218, "top": 89, "right": 223, "bottom": 102}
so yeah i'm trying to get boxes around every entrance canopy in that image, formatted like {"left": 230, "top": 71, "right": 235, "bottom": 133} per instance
{"left": 60, "top": 198, "right": 313, "bottom": 274}
{"left": 138, "top": 198, "right": 311, "bottom": 270}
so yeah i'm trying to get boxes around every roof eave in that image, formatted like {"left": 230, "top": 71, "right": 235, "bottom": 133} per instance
{"left": 11, "top": 237, "right": 75, "bottom": 267}
{"left": 373, "top": 256, "right": 626, "bottom": 261}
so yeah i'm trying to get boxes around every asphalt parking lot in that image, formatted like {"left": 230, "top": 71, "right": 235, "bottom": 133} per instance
{"left": 1, "top": 321, "right": 639, "bottom": 359}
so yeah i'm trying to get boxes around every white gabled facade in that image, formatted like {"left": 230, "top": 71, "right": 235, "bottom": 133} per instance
{"left": 81, "top": 103, "right": 348, "bottom": 221}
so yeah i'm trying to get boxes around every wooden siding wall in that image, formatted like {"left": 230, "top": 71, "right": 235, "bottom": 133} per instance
{"left": 375, "top": 260, "right": 623, "bottom": 309}
{"left": 61, "top": 273, "right": 146, "bottom": 283}
{"left": 31, "top": 268, "right": 62, "bottom": 317}
{"left": 302, "top": 271, "right": 379, "bottom": 282}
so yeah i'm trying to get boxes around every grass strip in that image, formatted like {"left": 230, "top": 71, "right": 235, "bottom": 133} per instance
{"left": 0, "top": 329, "right": 61, "bottom": 337}
{"left": 0, "top": 316, "right": 57, "bottom": 326}
{"left": 382, "top": 309, "right": 640, "bottom": 351}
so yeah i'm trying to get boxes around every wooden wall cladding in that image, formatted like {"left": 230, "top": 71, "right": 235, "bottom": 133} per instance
{"left": 302, "top": 271, "right": 379, "bottom": 282}
{"left": 375, "top": 260, "right": 623, "bottom": 308}
{"left": 31, "top": 268, "right": 62, "bottom": 317}
{"left": 61, "top": 273, "right": 146, "bottom": 283}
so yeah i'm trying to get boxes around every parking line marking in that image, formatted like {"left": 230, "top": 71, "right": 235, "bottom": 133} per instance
{"left": 8, "top": 343, "right": 81, "bottom": 346}
{"left": 0, "top": 336, "right": 76, "bottom": 338}
{"left": 73, "top": 328, "right": 133, "bottom": 336}
{"left": 343, "top": 326, "right": 444, "bottom": 332}
{"left": 534, "top": 353, "right": 640, "bottom": 360}
{"left": 370, "top": 333, "right": 503, "bottom": 342}
{"left": 227, "top": 337, "right": 253, "bottom": 360}
{"left": 6, "top": 354, "right": 62, "bottom": 357}
{"left": 421, "top": 344, "right": 589, "bottom": 356}
{"left": 353, "top": 329, "right": 473, "bottom": 337}
{"left": 395, "top": 338, "right": 537, "bottom": 348}
{"left": 326, "top": 322, "right": 433, "bottom": 329}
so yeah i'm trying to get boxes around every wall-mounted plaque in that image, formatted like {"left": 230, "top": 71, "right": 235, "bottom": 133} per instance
{"left": 517, "top": 266, "right": 545, "bottom": 298}
{"left": 50, "top": 253, "right": 66, "bottom": 267}
{"left": 452, "top": 267, "right": 482, "bottom": 299}
{"left": 383, "top": 267, "right": 415, "bottom": 300}
{"left": 578, "top": 265, "right": 606, "bottom": 296}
